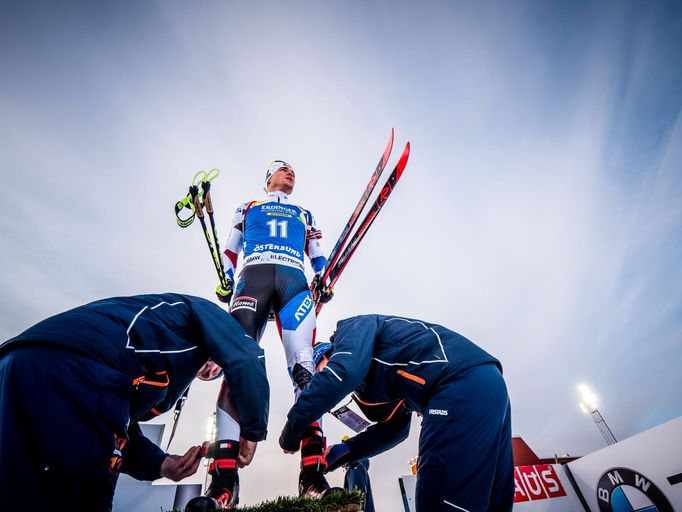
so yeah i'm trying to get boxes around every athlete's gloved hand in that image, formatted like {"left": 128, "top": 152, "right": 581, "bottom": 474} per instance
{"left": 324, "top": 442, "right": 352, "bottom": 473}
{"left": 279, "top": 422, "right": 301, "bottom": 454}
{"left": 215, "top": 280, "right": 233, "bottom": 304}
{"left": 319, "top": 287, "right": 333, "bottom": 304}
{"left": 311, "top": 275, "right": 334, "bottom": 304}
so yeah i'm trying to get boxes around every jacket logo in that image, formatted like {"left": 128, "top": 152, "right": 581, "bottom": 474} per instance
{"left": 428, "top": 409, "right": 448, "bottom": 416}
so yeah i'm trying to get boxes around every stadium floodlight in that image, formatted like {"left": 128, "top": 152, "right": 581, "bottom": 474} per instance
{"left": 577, "top": 383, "right": 617, "bottom": 446}
{"left": 578, "top": 384, "right": 598, "bottom": 410}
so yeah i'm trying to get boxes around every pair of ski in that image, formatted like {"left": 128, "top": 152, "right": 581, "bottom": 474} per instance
{"left": 312, "top": 128, "right": 411, "bottom": 316}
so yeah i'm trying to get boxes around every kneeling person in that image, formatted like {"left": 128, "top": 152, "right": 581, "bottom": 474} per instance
{"left": 0, "top": 293, "right": 269, "bottom": 512}
{"left": 279, "top": 315, "right": 514, "bottom": 512}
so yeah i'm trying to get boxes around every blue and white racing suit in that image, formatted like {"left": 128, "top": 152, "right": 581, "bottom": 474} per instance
{"left": 222, "top": 190, "right": 326, "bottom": 397}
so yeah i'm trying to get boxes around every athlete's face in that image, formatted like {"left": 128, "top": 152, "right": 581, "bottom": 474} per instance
{"left": 197, "top": 360, "right": 223, "bottom": 381}
{"left": 267, "top": 167, "right": 296, "bottom": 194}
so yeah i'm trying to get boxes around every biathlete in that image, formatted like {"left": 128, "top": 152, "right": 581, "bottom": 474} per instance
{"left": 205, "top": 160, "right": 332, "bottom": 507}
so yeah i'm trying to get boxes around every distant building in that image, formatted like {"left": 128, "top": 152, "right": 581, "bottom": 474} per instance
{"left": 512, "top": 436, "right": 579, "bottom": 466}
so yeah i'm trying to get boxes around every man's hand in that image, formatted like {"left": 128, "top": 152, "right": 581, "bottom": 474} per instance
{"left": 324, "top": 443, "right": 352, "bottom": 473}
{"left": 215, "top": 280, "right": 233, "bottom": 304}
{"left": 279, "top": 422, "right": 301, "bottom": 454}
{"left": 160, "top": 442, "right": 209, "bottom": 482}
{"left": 311, "top": 275, "right": 333, "bottom": 304}
{"left": 237, "top": 437, "right": 257, "bottom": 468}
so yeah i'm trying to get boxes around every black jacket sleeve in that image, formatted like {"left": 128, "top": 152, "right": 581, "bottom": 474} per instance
{"left": 344, "top": 408, "right": 412, "bottom": 462}
{"left": 284, "top": 315, "right": 380, "bottom": 440}
{"left": 120, "top": 422, "right": 167, "bottom": 481}
{"left": 191, "top": 298, "right": 270, "bottom": 441}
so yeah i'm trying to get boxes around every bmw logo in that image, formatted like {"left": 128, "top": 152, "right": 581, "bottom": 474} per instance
{"left": 597, "top": 468, "right": 673, "bottom": 512}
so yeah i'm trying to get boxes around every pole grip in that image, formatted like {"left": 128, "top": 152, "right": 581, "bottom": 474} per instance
{"left": 190, "top": 185, "right": 204, "bottom": 219}
{"left": 202, "top": 181, "right": 214, "bottom": 214}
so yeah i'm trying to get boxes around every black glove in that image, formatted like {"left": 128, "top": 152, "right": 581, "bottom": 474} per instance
{"left": 311, "top": 275, "right": 334, "bottom": 304}
{"left": 279, "top": 422, "right": 302, "bottom": 453}
{"left": 325, "top": 442, "right": 352, "bottom": 473}
{"left": 319, "top": 288, "right": 333, "bottom": 304}
{"left": 215, "top": 280, "right": 233, "bottom": 304}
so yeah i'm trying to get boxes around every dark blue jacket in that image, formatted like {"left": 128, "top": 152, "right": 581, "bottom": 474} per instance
{"left": 285, "top": 315, "right": 500, "bottom": 460}
{"left": 1, "top": 293, "right": 269, "bottom": 478}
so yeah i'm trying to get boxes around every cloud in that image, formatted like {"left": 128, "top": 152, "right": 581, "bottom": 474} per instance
{"left": 1, "top": 0, "right": 680, "bottom": 509}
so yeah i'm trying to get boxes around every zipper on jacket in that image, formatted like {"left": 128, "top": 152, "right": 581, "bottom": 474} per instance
{"left": 396, "top": 370, "right": 426, "bottom": 386}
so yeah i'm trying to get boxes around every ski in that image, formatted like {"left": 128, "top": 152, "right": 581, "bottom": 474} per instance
{"left": 323, "top": 129, "right": 394, "bottom": 278}
{"left": 315, "top": 140, "right": 411, "bottom": 315}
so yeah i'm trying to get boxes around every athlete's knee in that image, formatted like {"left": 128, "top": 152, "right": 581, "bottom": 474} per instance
{"left": 291, "top": 363, "right": 314, "bottom": 394}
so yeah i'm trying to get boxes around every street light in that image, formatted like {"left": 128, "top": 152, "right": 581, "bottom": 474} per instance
{"left": 578, "top": 384, "right": 617, "bottom": 446}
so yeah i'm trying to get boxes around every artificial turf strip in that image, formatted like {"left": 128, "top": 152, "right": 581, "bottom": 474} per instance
{"left": 236, "top": 489, "right": 364, "bottom": 512}
{"left": 212, "top": 489, "right": 363, "bottom": 512}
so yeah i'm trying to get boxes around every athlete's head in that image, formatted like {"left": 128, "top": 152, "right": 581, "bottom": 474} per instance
{"left": 265, "top": 160, "right": 296, "bottom": 194}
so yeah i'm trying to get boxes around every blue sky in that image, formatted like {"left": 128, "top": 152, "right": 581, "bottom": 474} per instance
{"left": 1, "top": 1, "right": 681, "bottom": 509}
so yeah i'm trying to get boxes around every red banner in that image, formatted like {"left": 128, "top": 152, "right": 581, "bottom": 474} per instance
{"left": 514, "top": 464, "right": 567, "bottom": 503}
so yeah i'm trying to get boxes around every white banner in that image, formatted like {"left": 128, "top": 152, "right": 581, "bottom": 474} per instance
{"left": 566, "top": 416, "right": 682, "bottom": 511}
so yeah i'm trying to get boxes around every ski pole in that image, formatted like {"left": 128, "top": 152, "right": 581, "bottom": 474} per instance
{"left": 189, "top": 170, "right": 230, "bottom": 289}
{"left": 200, "top": 170, "right": 228, "bottom": 285}
{"left": 174, "top": 169, "right": 212, "bottom": 227}
{"left": 174, "top": 191, "right": 198, "bottom": 228}
{"left": 165, "top": 388, "right": 190, "bottom": 451}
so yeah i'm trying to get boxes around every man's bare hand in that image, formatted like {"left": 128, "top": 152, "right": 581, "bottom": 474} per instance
{"left": 160, "top": 442, "right": 209, "bottom": 482}
{"left": 237, "top": 437, "right": 257, "bottom": 468}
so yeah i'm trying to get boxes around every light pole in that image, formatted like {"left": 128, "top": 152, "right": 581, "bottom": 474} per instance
{"left": 578, "top": 384, "right": 617, "bottom": 446}
{"left": 203, "top": 412, "right": 217, "bottom": 490}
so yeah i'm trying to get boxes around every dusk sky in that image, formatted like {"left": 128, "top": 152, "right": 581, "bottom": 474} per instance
{"left": 1, "top": 1, "right": 681, "bottom": 510}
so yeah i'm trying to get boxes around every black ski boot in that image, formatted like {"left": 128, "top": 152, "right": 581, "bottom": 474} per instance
{"left": 204, "top": 440, "right": 240, "bottom": 509}
{"left": 298, "top": 423, "right": 331, "bottom": 498}
{"left": 185, "top": 496, "right": 218, "bottom": 512}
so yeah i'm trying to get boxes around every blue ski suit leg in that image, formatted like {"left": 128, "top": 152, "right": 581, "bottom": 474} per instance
{"left": 274, "top": 266, "right": 317, "bottom": 396}
{"left": 416, "top": 363, "right": 514, "bottom": 512}
{"left": 231, "top": 264, "right": 316, "bottom": 395}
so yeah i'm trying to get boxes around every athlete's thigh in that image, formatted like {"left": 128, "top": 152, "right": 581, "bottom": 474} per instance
{"left": 231, "top": 265, "right": 275, "bottom": 342}
{"left": 273, "top": 267, "right": 315, "bottom": 367}
{"left": 271, "top": 267, "right": 317, "bottom": 397}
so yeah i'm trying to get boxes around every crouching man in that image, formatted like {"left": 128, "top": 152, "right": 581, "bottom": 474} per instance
{"left": 0, "top": 293, "right": 269, "bottom": 512}
{"left": 279, "top": 315, "right": 513, "bottom": 512}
